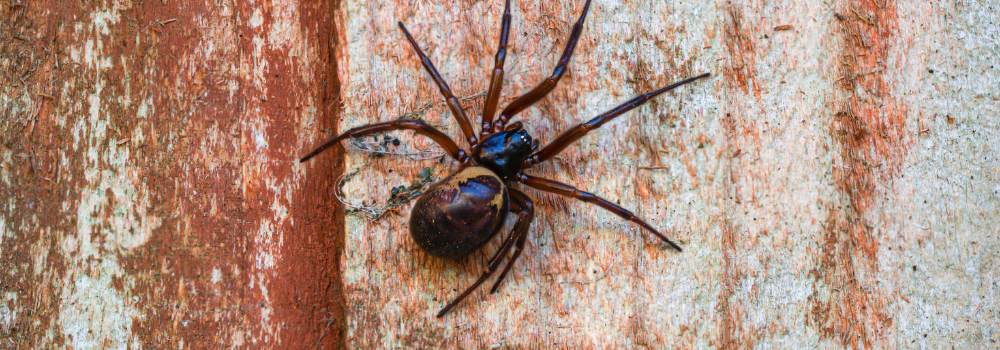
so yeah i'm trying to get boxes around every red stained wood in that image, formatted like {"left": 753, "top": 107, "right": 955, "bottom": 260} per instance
{"left": 2, "top": 0, "right": 997, "bottom": 349}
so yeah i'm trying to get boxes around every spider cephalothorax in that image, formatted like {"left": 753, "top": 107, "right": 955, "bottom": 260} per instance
{"left": 473, "top": 128, "right": 534, "bottom": 180}
{"left": 300, "top": 0, "right": 709, "bottom": 317}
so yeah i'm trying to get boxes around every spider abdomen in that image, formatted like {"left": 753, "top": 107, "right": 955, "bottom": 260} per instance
{"left": 409, "top": 166, "right": 510, "bottom": 258}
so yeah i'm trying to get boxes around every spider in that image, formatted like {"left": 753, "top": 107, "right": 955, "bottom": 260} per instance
{"left": 300, "top": 0, "right": 709, "bottom": 317}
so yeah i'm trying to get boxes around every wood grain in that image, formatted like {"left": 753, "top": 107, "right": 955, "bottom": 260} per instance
{"left": 1, "top": 0, "right": 997, "bottom": 348}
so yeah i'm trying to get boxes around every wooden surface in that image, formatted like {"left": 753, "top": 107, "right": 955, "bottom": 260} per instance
{"left": 1, "top": 0, "right": 998, "bottom": 348}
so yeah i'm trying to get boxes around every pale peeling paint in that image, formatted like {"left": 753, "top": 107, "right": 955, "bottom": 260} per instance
{"left": 0, "top": 149, "right": 11, "bottom": 187}
{"left": 254, "top": 220, "right": 279, "bottom": 270}
{"left": 68, "top": 57, "right": 160, "bottom": 252}
{"left": 58, "top": 257, "right": 141, "bottom": 349}
{"left": 0, "top": 292, "right": 14, "bottom": 335}
{"left": 234, "top": 0, "right": 328, "bottom": 345}
{"left": 0, "top": 213, "right": 8, "bottom": 257}
{"left": 251, "top": 9, "right": 265, "bottom": 29}
{"left": 48, "top": 3, "right": 159, "bottom": 347}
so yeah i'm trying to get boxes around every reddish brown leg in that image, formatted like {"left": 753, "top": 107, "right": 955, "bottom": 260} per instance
{"left": 518, "top": 174, "right": 682, "bottom": 251}
{"left": 524, "top": 73, "right": 710, "bottom": 169}
{"left": 435, "top": 231, "right": 515, "bottom": 317}
{"left": 299, "top": 120, "right": 468, "bottom": 163}
{"left": 398, "top": 22, "right": 478, "bottom": 146}
{"left": 480, "top": 0, "right": 513, "bottom": 138}
{"left": 504, "top": 121, "right": 524, "bottom": 132}
{"left": 489, "top": 231, "right": 528, "bottom": 293}
{"left": 494, "top": 0, "right": 593, "bottom": 132}
{"left": 437, "top": 189, "right": 535, "bottom": 317}
{"left": 488, "top": 189, "right": 534, "bottom": 293}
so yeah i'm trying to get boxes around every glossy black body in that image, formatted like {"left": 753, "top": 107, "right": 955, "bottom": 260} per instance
{"left": 472, "top": 129, "right": 533, "bottom": 180}
{"left": 409, "top": 167, "right": 510, "bottom": 258}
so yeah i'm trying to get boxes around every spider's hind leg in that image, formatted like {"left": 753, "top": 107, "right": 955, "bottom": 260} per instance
{"left": 436, "top": 189, "right": 535, "bottom": 317}
{"left": 489, "top": 189, "right": 534, "bottom": 293}
{"left": 299, "top": 119, "right": 468, "bottom": 163}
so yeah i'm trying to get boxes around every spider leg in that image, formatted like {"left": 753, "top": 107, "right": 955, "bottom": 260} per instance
{"left": 434, "top": 232, "right": 515, "bottom": 318}
{"left": 504, "top": 121, "right": 524, "bottom": 132}
{"left": 299, "top": 119, "right": 468, "bottom": 163}
{"left": 480, "top": 0, "right": 513, "bottom": 138}
{"left": 494, "top": 0, "right": 593, "bottom": 132}
{"left": 524, "top": 73, "right": 710, "bottom": 169}
{"left": 398, "top": 22, "right": 478, "bottom": 147}
{"left": 489, "top": 189, "right": 534, "bottom": 293}
{"left": 437, "top": 188, "right": 534, "bottom": 317}
{"left": 518, "top": 173, "right": 682, "bottom": 251}
{"left": 487, "top": 228, "right": 519, "bottom": 271}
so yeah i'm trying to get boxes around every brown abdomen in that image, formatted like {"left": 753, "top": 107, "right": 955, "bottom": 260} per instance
{"left": 409, "top": 167, "right": 509, "bottom": 258}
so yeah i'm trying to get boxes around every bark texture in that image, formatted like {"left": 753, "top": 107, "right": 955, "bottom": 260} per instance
{"left": 1, "top": 0, "right": 998, "bottom": 349}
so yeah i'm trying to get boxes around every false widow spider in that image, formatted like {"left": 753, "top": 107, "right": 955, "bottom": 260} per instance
{"left": 300, "top": 0, "right": 710, "bottom": 317}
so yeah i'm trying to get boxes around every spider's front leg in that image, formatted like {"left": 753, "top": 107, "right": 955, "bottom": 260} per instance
{"left": 523, "top": 73, "right": 710, "bottom": 169}
{"left": 493, "top": 0, "right": 593, "bottom": 132}
{"left": 480, "top": 0, "right": 512, "bottom": 138}
{"left": 398, "top": 22, "right": 479, "bottom": 147}
{"left": 299, "top": 119, "right": 468, "bottom": 164}
{"left": 437, "top": 189, "right": 535, "bottom": 317}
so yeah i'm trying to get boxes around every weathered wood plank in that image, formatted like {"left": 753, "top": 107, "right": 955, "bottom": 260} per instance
{"left": 332, "top": 0, "right": 999, "bottom": 348}
{"left": 1, "top": 0, "right": 345, "bottom": 348}
{"left": 0, "top": 0, "right": 997, "bottom": 348}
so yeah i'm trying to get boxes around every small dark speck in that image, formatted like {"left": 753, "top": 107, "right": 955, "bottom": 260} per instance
{"left": 261, "top": 99, "right": 266, "bottom": 103}
{"left": 763, "top": 34, "right": 769, "bottom": 39}
{"left": 260, "top": 302, "right": 265, "bottom": 307}
{"left": 392, "top": 139, "right": 401, "bottom": 146}
{"left": 275, "top": 74, "right": 279, "bottom": 78}
{"left": 912, "top": 265, "right": 917, "bottom": 271}
{"left": 928, "top": 69, "right": 935, "bottom": 74}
